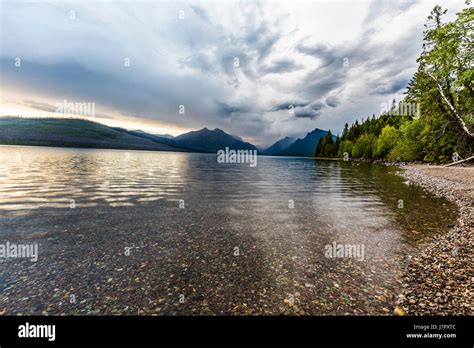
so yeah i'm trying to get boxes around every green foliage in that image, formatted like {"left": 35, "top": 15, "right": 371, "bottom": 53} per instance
{"left": 337, "top": 140, "right": 353, "bottom": 158}
{"left": 375, "top": 125, "right": 400, "bottom": 158}
{"left": 352, "top": 133, "right": 377, "bottom": 159}
{"left": 388, "top": 119, "right": 425, "bottom": 161}
{"left": 315, "top": 130, "right": 338, "bottom": 157}
{"left": 315, "top": 1, "right": 473, "bottom": 163}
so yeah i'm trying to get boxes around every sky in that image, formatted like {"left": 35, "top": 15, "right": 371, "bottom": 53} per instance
{"left": 0, "top": 0, "right": 466, "bottom": 147}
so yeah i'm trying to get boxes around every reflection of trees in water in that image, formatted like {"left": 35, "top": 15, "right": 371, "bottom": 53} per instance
{"left": 335, "top": 161, "right": 457, "bottom": 245}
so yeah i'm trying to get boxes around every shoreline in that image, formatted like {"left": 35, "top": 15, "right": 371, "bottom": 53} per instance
{"left": 395, "top": 165, "right": 473, "bottom": 315}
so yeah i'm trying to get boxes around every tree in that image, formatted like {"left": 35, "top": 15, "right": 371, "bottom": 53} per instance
{"left": 388, "top": 119, "right": 424, "bottom": 162}
{"left": 415, "top": 4, "right": 474, "bottom": 140}
{"left": 352, "top": 133, "right": 377, "bottom": 159}
{"left": 375, "top": 125, "right": 400, "bottom": 158}
{"left": 338, "top": 140, "right": 353, "bottom": 158}
{"left": 322, "top": 2, "right": 472, "bottom": 163}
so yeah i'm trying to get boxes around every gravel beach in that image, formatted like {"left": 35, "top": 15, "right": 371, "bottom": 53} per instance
{"left": 396, "top": 165, "right": 473, "bottom": 315}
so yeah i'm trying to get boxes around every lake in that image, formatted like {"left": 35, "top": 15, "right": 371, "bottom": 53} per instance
{"left": 0, "top": 145, "right": 457, "bottom": 315}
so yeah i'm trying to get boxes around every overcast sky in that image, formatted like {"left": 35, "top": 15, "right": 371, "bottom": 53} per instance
{"left": 0, "top": 0, "right": 465, "bottom": 146}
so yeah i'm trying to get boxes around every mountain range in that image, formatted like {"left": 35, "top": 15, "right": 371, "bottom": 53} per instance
{"left": 0, "top": 117, "right": 334, "bottom": 157}
{"left": 275, "top": 128, "right": 336, "bottom": 157}
{"left": 260, "top": 136, "right": 296, "bottom": 155}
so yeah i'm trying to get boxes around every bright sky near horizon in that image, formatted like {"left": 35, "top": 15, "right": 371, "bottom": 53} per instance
{"left": 0, "top": 0, "right": 466, "bottom": 146}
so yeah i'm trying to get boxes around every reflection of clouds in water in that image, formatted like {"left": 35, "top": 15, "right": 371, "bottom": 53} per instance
{"left": 0, "top": 146, "right": 191, "bottom": 211}
{"left": 0, "top": 146, "right": 459, "bottom": 315}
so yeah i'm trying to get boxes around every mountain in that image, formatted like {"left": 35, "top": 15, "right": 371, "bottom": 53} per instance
{"left": 123, "top": 129, "right": 179, "bottom": 147}
{"left": 156, "top": 134, "right": 174, "bottom": 139}
{"left": 262, "top": 136, "right": 296, "bottom": 155}
{"left": 133, "top": 130, "right": 174, "bottom": 139}
{"left": 0, "top": 117, "right": 331, "bottom": 157}
{"left": 173, "top": 127, "right": 257, "bottom": 153}
{"left": 0, "top": 117, "right": 188, "bottom": 152}
{"left": 276, "top": 128, "right": 335, "bottom": 157}
{"left": 230, "top": 134, "right": 244, "bottom": 142}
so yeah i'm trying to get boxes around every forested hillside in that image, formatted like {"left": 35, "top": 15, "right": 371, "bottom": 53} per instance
{"left": 316, "top": 3, "right": 473, "bottom": 163}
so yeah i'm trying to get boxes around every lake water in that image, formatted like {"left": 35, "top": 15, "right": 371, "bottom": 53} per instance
{"left": 0, "top": 145, "right": 457, "bottom": 315}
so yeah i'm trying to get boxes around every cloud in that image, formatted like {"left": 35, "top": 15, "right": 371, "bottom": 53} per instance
{"left": 294, "top": 108, "right": 320, "bottom": 119}
{"left": 189, "top": 4, "right": 212, "bottom": 25}
{"left": 261, "top": 58, "right": 304, "bottom": 74}
{"left": 215, "top": 101, "right": 253, "bottom": 117}
{"left": 363, "top": 0, "right": 418, "bottom": 25}
{"left": 369, "top": 77, "right": 410, "bottom": 96}
{"left": 0, "top": 0, "right": 466, "bottom": 146}
{"left": 296, "top": 42, "right": 336, "bottom": 68}
{"left": 22, "top": 100, "right": 57, "bottom": 112}
{"left": 270, "top": 99, "right": 309, "bottom": 112}
{"left": 293, "top": 101, "right": 325, "bottom": 119}
{"left": 179, "top": 52, "right": 217, "bottom": 74}
{"left": 326, "top": 96, "right": 340, "bottom": 107}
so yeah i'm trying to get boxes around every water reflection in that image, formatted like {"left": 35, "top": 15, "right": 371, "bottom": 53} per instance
{"left": 0, "top": 146, "right": 191, "bottom": 211}
{"left": 0, "top": 146, "right": 457, "bottom": 315}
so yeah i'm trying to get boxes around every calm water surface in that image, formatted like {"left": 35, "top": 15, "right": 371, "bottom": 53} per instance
{"left": 0, "top": 146, "right": 457, "bottom": 315}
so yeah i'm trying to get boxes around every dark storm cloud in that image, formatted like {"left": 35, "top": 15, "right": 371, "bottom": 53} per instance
{"left": 181, "top": 15, "right": 283, "bottom": 83}
{"left": 215, "top": 101, "right": 252, "bottom": 117}
{"left": 307, "top": 101, "right": 325, "bottom": 111}
{"left": 0, "top": 58, "right": 228, "bottom": 128}
{"left": 369, "top": 77, "right": 410, "bottom": 95}
{"left": 224, "top": 21, "right": 283, "bottom": 79}
{"left": 296, "top": 42, "right": 336, "bottom": 68}
{"left": 2, "top": 0, "right": 464, "bottom": 147}
{"left": 294, "top": 40, "right": 355, "bottom": 102}
{"left": 220, "top": 49, "right": 254, "bottom": 78}
{"left": 243, "top": 24, "right": 280, "bottom": 62}
{"left": 294, "top": 108, "right": 320, "bottom": 119}
{"left": 326, "top": 96, "right": 340, "bottom": 107}
{"left": 293, "top": 17, "right": 418, "bottom": 105}
{"left": 304, "top": 73, "right": 346, "bottom": 97}
{"left": 238, "top": 0, "right": 280, "bottom": 62}
{"left": 270, "top": 99, "right": 309, "bottom": 112}
{"left": 300, "top": 62, "right": 348, "bottom": 100}
{"left": 293, "top": 101, "right": 325, "bottom": 119}
{"left": 261, "top": 58, "right": 304, "bottom": 74}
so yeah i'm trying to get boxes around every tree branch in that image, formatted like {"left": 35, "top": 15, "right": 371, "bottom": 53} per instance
{"left": 428, "top": 72, "right": 474, "bottom": 138}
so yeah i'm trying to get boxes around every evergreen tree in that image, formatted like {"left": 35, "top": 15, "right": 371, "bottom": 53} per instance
{"left": 317, "top": 1, "right": 472, "bottom": 163}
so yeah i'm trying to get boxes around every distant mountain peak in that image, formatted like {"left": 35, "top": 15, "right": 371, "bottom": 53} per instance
{"left": 262, "top": 136, "right": 297, "bottom": 155}
{"left": 307, "top": 127, "right": 327, "bottom": 135}
{"left": 174, "top": 126, "right": 256, "bottom": 153}
{"left": 275, "top": 128, "right": 334, "bottom": 157}
{"left": 1, "top": 117, "right": 332, "bottom": 157}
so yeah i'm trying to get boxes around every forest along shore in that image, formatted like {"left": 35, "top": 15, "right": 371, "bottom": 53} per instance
{"left": 396, "top": 165, "right": 473, "bottom": 315}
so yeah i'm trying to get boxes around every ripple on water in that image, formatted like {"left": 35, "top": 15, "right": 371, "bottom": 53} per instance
{"left": 0, "top": 146, "right": 458, "bottom": 315}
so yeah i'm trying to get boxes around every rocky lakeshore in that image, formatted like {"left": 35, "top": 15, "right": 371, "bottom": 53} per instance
{"left": 396, "top": 165, "right": 473, "bottom": 315}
